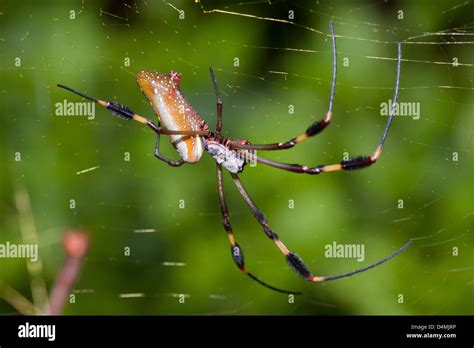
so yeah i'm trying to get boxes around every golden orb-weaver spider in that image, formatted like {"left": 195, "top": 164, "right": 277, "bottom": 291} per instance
{"left": 58, "top": 21, "right": 411, "bottom": 294}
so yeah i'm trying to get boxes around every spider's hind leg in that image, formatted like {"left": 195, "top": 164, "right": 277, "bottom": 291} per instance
{"left": 216, "top": 164, "right": 299, "bottom": 294}
{"left": 230, "top": 172, "right": 412, "bottom": 283}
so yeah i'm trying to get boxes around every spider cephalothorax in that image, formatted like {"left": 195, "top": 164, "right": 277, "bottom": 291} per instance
{"left": 57, "top": 21, "right": 411, "bottom": 294}
{"left": 206, "top": 140, "right": 247, "bottom": 173}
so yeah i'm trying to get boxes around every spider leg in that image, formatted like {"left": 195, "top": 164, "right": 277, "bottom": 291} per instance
{"left": 56, "top": 84, "right": 210, "bottom": 137}
{"left": 216, "top": 164, "right": 299, "bottom": 294}
{"left": 246, "top": 42, "right": 401, "bottom": 175}
{"left": 229, "top": 20, "right": 337, "bottom": 151}
{"left": 153, "top": 134, "right": 185, "bottom": 167}
{"left": 253, "top": 146, "right": 377, "bottom": 174}
{"left": 231, "top": 173, "right": 412, "bottom": 282}
{"left": 209, "top": 67, "right": 223, "bottom": 134}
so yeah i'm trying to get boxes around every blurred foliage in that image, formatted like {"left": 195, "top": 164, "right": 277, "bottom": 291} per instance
{"left": 0, "top": 0, "right": 472, "bottom": 315}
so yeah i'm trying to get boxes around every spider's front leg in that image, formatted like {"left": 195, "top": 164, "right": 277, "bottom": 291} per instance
{"left": 209, "top": 67, "right": 223, "bottom": 134}
{"left": 254, "top": 147, "right": 378, "bottom": 175}
{"left": 249, "top": 41, "right": 402, "bottom": 176}
{"left": 229, "top": 20, "right": 337, "bottom": 152}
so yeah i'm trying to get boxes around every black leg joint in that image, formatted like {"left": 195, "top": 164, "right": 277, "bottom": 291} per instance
{"left": 255, "top": 211, "right": 266, "bottom": 223}
{"left": 223, "top": 219, "right": 232, "bottom": 232}
{"left": 341, "top": 156, "right": 373, "bottom": 171}
{"left": 308, "top": 166, "right": 323, "bottom": 175}
{"left": 107, "top": 102, "right": 134, "bottom": 120}
{"left": 305, "top": 119, "right": 328, "bottom": 137}
{"left": 231, "top": 244, "right": 245, "bottom": 269}
{"left": 286, "top": 252, "right": 312, "bottom": 279}
{"left": 262, "top": 225, "right": 277, "bottom": 240}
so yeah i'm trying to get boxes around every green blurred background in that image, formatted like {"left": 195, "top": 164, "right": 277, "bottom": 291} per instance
{"left": 0, "top": 0, "right": 472, "bottom": 315}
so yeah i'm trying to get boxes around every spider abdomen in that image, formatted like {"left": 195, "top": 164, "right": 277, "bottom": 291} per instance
{"left": 137, "top": 70, "right": 207, "bottom": 163}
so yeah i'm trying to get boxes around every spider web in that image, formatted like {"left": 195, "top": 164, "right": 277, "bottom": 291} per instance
{"left": 0, "top": 0, "right": 473, "bottom": 315}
